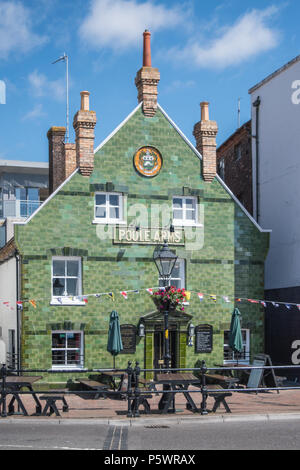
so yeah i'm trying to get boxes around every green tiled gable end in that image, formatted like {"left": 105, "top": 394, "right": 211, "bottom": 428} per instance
{"left": 15, "top": 105, "right": 269, "bottom": 385}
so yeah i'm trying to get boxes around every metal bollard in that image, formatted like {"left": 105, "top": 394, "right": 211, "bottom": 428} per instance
{"left": 126, "top": 361, "right": 134, "bottom": 418}
{"left": 133, "top": 362, "right": 141, "bottom": 418}
{"left": 200, "top": 360, "right": 208, "bottom": 415}
{"left": 0, "top": 364, "right": 7, "bottom": 418}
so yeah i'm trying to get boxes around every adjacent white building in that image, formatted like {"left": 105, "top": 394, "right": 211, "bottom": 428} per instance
{"left": 249, "top": 54, "right": 300, "bottom": 371}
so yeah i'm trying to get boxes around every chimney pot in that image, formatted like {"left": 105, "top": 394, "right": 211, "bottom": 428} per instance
{"left": 80, "top": 91, "right": 90, "bottom": 111}
{"left": 143, "top": 30, "right": 152, "bottom": 67}
{"left": 200, "top": 102, "right": 210, "bottom": 121}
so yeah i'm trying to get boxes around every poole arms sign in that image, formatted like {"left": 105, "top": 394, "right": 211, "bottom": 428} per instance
{"left": 114, "top": 227, "right": 184, "bottom": 245}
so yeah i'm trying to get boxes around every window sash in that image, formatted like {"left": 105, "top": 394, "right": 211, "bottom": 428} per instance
{"left": 94, "top": 192, "right": 123, "bottom": 222}
{"left": 173, "top": 197, "right": 197, "bottom": 224}
{"left": 223, "top": 329, "right": 250, "bottom": 364}
{"left": 51, "top": 331, "right": 83, "bottom": 368}
{"left": 52, "top": 257, "right": 82, "bottom": 299}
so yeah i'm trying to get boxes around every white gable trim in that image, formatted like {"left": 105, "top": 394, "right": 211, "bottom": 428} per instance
{"left": 14, "top": 100, "right": 270, "bottom": 234}
{"left": 14, "top": 168, "right": 79, "bottom": 226}
{"left": 157, "top": 103, "right": 271, "bottom": 234}
{"left": 94, "top": 102, "right": 143, "bottom": 154}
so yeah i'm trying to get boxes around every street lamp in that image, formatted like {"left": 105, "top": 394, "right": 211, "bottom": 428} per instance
{"left": 153, "top": 241, "right": 178, "bottom": 369}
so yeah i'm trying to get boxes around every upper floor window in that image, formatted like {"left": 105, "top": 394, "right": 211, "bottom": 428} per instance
{"left": 94, "top": 192, "right": 124, "bottom": 224}
{"left": 234, "top": 144, "right": 242, "bottom": 162}
{"left": 173, "top": 196, "right": 197, "bottom": 226}
{"left": 218, "top": 158, "right": 225, "bottom": 180}
{"left": 51, "top": 257, "right": 84, "bottom": 305}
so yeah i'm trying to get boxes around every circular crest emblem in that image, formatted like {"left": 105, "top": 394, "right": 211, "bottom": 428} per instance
{"left": 133, "top": 147, "right": 162, "bottom": 177}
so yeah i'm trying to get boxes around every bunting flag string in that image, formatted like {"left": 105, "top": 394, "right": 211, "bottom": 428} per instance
{"left": 1, "top": 286, "right": 300, "bottom": 312}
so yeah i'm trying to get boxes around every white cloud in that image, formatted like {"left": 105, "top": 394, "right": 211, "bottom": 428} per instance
{"left": 79, "top": 0, "right": 187, "bottom": 50}
{"left": 22, "top": 104, "right": 46, "bottom": 121}
{"left": 28, "top": 70, "right": 65, "bottom": 102}
{"left": 0, "top": 1, "right": 47, "bottom": 59}
{"left": 169, "top": 7, "right": 280, "bottom": 69}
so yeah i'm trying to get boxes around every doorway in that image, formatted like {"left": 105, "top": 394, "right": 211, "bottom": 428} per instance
{"left": 154, "top": 329, "right": 178, "bottom": 372}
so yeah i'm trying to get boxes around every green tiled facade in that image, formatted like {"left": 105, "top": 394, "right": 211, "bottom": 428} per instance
{"left": 15, "top": 105, "right": 269, "bottom": 385}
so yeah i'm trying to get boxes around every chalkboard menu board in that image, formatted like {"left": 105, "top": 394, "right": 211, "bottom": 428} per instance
{"left": 195, "top": 324, "right": 213, "bottom": 353}
{"left": 120, "top": 324, "right": 137, "bottom": 354}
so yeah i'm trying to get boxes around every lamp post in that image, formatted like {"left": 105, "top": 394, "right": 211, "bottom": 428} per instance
{"left": 153, "top": 241, "right": 178, "bottom": 370}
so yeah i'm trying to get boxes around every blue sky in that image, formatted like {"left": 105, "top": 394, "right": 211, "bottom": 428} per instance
{"left": 0, "top": 0, "right": 299, "bottom": 163}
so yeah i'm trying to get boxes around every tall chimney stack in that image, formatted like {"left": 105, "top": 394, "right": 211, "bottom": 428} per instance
{"left": 47, "top": 126, "right": 66, "bottom": 193}
{"left": 73, "top": 91, "right": 97, "bottom": 176}
{"left": 193, "top": 102, "right": 218, "bottom": 182}
{"left": 135, "top": 30, "right": 160, "bottom": 117}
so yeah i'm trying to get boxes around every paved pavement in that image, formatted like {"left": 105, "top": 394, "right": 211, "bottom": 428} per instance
{"left": 2, "top": 385, "right": 300, "bottom": 424}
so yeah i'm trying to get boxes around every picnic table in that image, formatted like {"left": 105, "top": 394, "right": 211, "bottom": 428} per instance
{"left": 0, "top": 376, "right": 42, "bottom": 416}
{"left": 156, "top": 373, "right": 200, "bottom": 414}
{"left": 100, "top": 371, "right": 124, "bottom": 391}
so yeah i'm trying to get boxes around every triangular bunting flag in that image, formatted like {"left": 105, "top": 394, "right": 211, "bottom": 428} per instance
{"left": 210, "top": 295, "right": 217, "bottom": 302}
{"left": 146, "top": 288, "right": 153, "bottom": 295}
{"left": 120, "top": 291, "right": 128, "bottom": 300}
{"left": 261, "top": 301, "right": 267, "bottom": 307}
{"left": 83, "top": 297, "right": 88, "bottom": 304}
{"left": 222, "top": 296, "right": 231, "bottom": 303}
{"left": 185, "top": 291, "right": 191, "bottom": 301}
{"left": 197, "top": 293, "right": 204, "bottom": 301}
{"left": 108, "top": 292, "right": 114, "bottom": 301}
{"left": 29, "top": 300, "right": 36, "bottom": 308}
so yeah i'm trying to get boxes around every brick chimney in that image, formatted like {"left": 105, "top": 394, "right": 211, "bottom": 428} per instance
{"left": 73, "top": 91, "right": 97, "bottom": 176}
{"left": 135, "top": 30, "right": 160, "bottom": 117}
{"left": 47, "top": 126, "right": 66, "bottom": 193}
{"left": 193, "top": 102, "right": 218, "bottom": 182}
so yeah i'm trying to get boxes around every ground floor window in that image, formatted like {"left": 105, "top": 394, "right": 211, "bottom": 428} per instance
{"left": 51, "top": 331, "right": 84, "bottom": 369}
{"left": 159, "top": 259, "right": 185, "bottom": 289}
{"left": 223, "top": 329, "right": 250, "bottom": 364}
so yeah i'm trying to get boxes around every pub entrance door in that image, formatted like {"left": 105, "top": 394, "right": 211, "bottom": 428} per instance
{"left": 154, "top": 329, "right": 178, "bottom": 373}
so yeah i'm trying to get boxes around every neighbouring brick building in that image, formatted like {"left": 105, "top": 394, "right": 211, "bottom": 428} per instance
{"left": 0, "top": 31, "right": 270, "bottom": 386}
{"left": 216, "top": 121, "right": 253, "bottom": 216}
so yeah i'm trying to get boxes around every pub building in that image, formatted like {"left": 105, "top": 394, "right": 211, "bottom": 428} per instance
{"left": 1, "top": 31, "right": 269, "bottom": 386}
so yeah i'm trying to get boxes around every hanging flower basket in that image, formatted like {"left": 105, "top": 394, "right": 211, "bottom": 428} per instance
{"left": 152, "top": 287, "right": 187, "bottom": 312}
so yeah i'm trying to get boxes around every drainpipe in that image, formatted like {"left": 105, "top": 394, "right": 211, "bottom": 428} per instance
{"left": 253, "top": 96, "right": 261, "bottom": 223}
{"left": 15, "top": 253, "right": 20, "bottom": 375}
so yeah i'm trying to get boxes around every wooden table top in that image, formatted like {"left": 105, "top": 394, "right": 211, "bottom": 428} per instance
{"left": 156, "top": 373, "right": 199, "bottom": 383}
{"left": 0, "top": 376, "right": 42, "bottom": 385}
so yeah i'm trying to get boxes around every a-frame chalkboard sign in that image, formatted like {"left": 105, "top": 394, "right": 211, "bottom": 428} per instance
{"left": 247, "top": 354, "right": 279, "bottom": 393}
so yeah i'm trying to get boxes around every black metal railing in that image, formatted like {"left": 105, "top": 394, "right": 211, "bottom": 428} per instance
{"left": 1, "top": 361, "right": 300, "bottom": 418}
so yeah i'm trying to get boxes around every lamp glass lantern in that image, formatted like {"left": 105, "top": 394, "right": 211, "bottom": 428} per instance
{"left": 153, "top": 241, "right": 178, "bottom": 287}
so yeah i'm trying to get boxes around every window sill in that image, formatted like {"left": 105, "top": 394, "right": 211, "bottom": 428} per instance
{"left": 173, "top": 223, "right": 203, "bottom": 228}
{"left": 92, "top": 219, "right": 127, "bottom": 225}
{"left": 50, "top": 299, "right": 86, "bottom": 306}
{"left": 51, "top": 366, "right": 86, "bottom": 371}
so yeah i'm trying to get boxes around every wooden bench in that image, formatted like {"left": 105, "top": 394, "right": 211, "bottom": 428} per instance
{"left": 207, "top": 385, "right": 232, "bottom": 413}
{"left": 40, "top": 394, "right": 69, "bottom": 417}
{"left": 76, "top": 379, "right": 110, "bottom": 399}
{"left": 205, "top": 374, "right": 240, "bottom": 389}
{"left": 131, "top": 391, "right": 153, "bottom": 414}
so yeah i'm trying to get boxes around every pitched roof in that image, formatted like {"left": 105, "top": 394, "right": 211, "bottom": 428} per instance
{"left": 249, "top": 54, "right": 300, "bottom": 94}
{"left": 13, "top": 102, "right": 271, "bottom": 234}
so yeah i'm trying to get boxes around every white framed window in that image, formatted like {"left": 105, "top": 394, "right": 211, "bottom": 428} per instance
{"left": 94, "top": 192, "right": 124, "bottom": 224}
{"left": 223, "top": 329, "right": 250, "bottom": 364}
{"left": 159, "top": 259, "right": 185, "bottom": 290}
{"left": 172, "top": 196, "right": 198, "bottom": 226}
{"left": 51, "top": 331, "right": 84, "bottom": 369}
{"left": 51, "top": 257, "right": 85, "bottom": 305}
